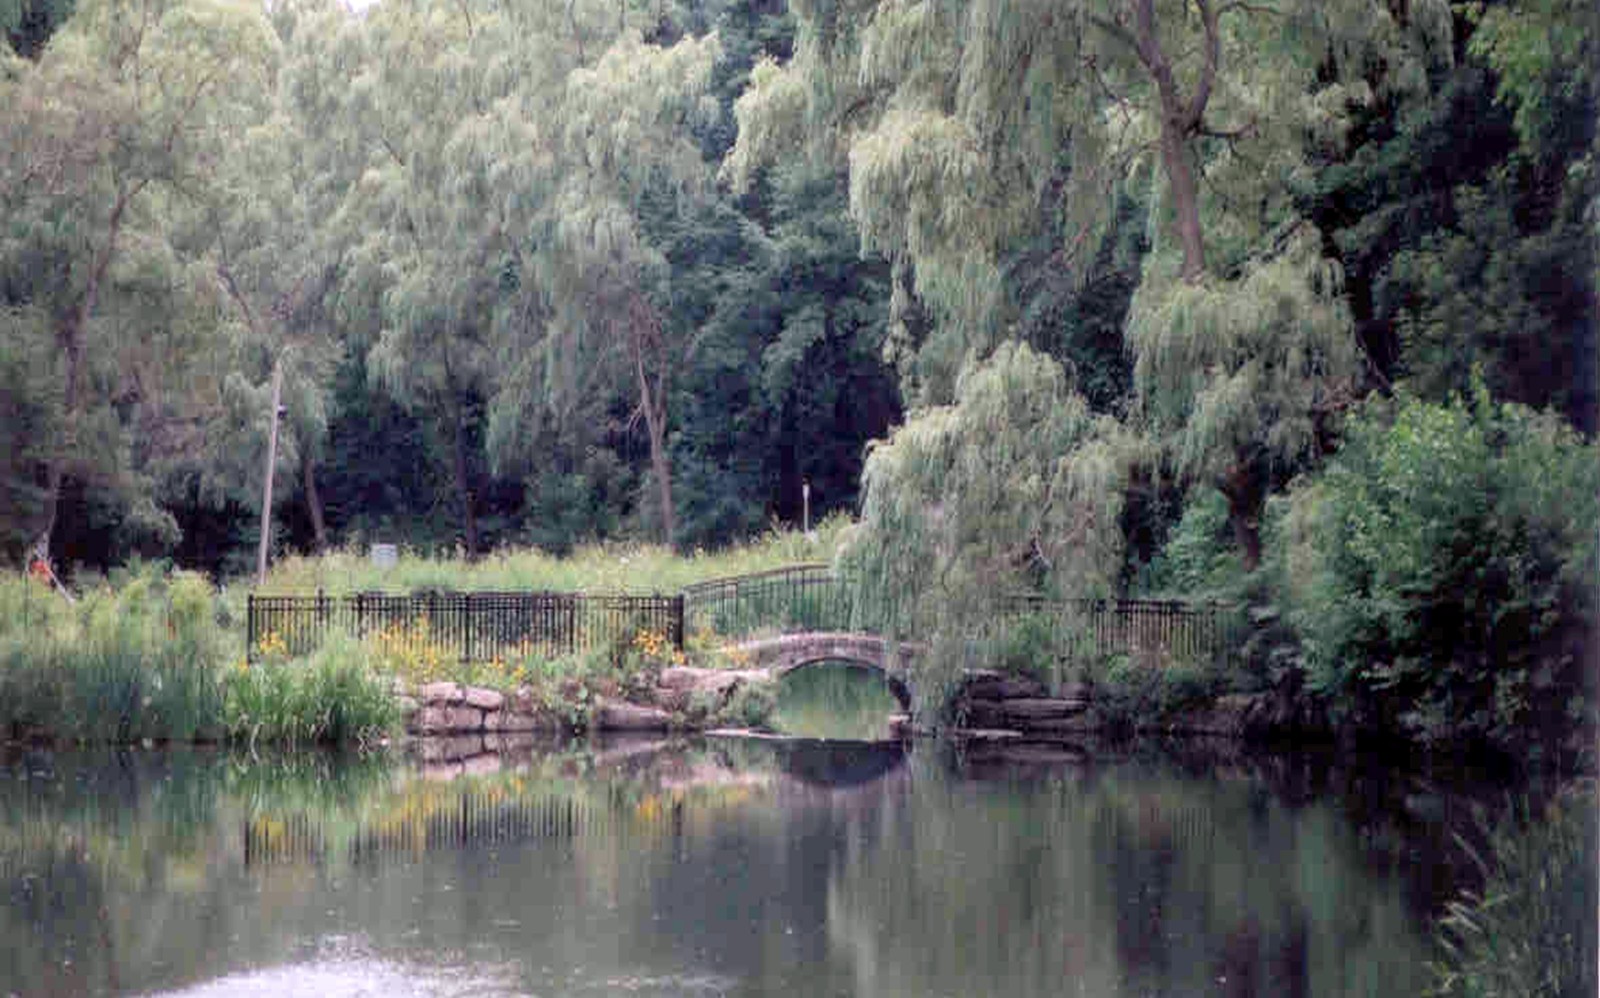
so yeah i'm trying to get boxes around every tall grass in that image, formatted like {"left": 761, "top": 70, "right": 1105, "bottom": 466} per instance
{"left": 1428, "top": 784, "right": 1598, "bottom": 998}
{"left": 0, "top": 570, "right": 233, "bottom": 742}
{"left": 223, "top": 633, "right": 397, "bottom": 748}
{"left": 255, "top": 515, "right": 852, "bottom": 596}
{"left": 0, "top": 570, "right": 393, "bottom": 746}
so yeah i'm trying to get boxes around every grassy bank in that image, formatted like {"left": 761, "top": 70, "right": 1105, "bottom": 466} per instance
{"left": 1, "top": 526, "right": 851, "bottom": 746}
{"left": 0, "top": 570, "right": 395, "bottom": 746}
{"left": 257, "top": 517, "right": 851, "bottom": 595}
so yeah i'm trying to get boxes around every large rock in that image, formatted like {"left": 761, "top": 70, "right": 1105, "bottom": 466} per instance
{"left": 419, "top": 682, "right": 467, "bottom": 705}
{"left": 498, "top": 711, "right": 548, "bottom": 733}
{"left": 596, "top": 701, "right": 673, "bottom": 731}
{"left": 957, "top": 700, "right": 1008, "bottom": 729}
{"left": 479, "top": 708, "right": 548, "bottom": 733}
{"left": 658, "top": 667, "right": 771, "bottom": 694}
{"left": 653, "top": 686, "right": 691, "bottom": 712}
{"left": 962, "top": 672, "right": 1049, "bottom": 701}
{"left": 1001, "top": 697, "right": 1089, "bottom": 721}
{"left": 512, "top": 687, "right": 539, "bottom": 714}
{"left": 411, "top": 704, "right": 485, "bottom": 734}
{"left": 464, "top": 686, "right": 505, "bottom": 711}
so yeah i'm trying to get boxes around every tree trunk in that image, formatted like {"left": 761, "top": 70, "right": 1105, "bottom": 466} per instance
{"left": 303, "top": 448, "right": 328, "bottom": 553}
{"left": 636, "top": 353, "right": 675, "bottom": 548}
{"left": 37, "top": 183, "right": 138, "bottom": 558}
{"left": 1159, "top": 122, "right": 1206, "bottom": 283}
{"left": 643, "top": 394, "right": 675, "bottom": 548}
{"left": 627, "top": 290, "right": 676, "bottom": 547}
{"left": 452, "top": 405, "right": 478, "bottom": 557}
{"left": 1221, "top": 460, "right": 1263, "bottom": 572}
{"left": 1129, "top": 0, "right": 1217, "bottom": 285}
{"left": 256, "top": 358, "right": 284, "bottom": 586}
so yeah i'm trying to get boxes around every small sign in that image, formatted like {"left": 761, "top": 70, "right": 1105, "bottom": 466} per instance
{"left": 370, "top": 543, "right": 398, "bottom": 570}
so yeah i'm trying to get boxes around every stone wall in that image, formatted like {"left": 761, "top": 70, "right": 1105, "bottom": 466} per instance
{"left": 951, "top": 671, "right": 1099, "bottom": 737}
{"left": 398, "top": 666, "right": 778, "bottom": 738}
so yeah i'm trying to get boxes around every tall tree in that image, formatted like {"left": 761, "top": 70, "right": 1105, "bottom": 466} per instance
{"left": 725, "top": 0, "right": 1448, "bottom": 567}
{"left": 0, "top": 0, "right": 277, "bottom": 564}
{"left": 484, "top": 24, "right": 724, "bottom": 548}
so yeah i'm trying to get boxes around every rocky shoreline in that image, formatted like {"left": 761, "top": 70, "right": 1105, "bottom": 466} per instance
{"left": 397, "top": 666, "right": 1316, "bottom": 744}
{"left": 397, "top": 664, "right": 785, "bottom": 737}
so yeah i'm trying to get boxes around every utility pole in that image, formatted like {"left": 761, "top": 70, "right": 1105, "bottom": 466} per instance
{"left": 256, "top": 356, "right": 284, "bottom": 587}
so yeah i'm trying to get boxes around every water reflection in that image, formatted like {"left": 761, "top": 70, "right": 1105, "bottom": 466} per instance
{"left": 0, "top": 738, "right": 1551, "bottom": 997}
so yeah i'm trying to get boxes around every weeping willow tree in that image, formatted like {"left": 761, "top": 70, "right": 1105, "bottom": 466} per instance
{"left": 838, "top": 342, "right": 1133, "bottom": 711}
{"left": 499, "top": 31, "right": 725, "bottom": 548}
{"left": 0, "top": 0, "right": 279, "bottom": 561}
{"left": 726, "top": 0, "right": 1448, "bottom": 568}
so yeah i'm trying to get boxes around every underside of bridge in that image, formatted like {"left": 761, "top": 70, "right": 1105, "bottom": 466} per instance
{"left": 773, "top": 657, "right": 912, "bottom": 710}
{"left": 730, "top": 633, "right": 916, "bottom": 711}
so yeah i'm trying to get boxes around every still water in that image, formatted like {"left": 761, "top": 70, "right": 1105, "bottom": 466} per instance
{"left": 0, "top": 736, "right": 1512, "bottom": 997}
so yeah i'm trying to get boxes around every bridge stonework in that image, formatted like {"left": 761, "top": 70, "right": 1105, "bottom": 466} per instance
{"left": 730, "top": 632, "right": 918, "bottom": 708}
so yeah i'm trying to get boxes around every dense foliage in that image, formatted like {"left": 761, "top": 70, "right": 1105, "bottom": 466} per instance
{"left": 1281, "top": 386, "right": 1598, "bottom": 753}
{"left": 0, "top": 0, "right": 1593, "bottom": 753}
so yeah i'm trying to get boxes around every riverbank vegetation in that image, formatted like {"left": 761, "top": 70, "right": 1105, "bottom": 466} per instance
{"left": 0, "top": 570, "right": 397, "bottom": 745}
{"left": 1428, "top": 783, "right": 1598, "bottom": 997}
{"left": 1, "top": 0, "right": 1594, "bottom": 758}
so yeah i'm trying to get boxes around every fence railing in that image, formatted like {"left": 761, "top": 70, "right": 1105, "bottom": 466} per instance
{"left": 999, "top": 595, "right": 1240, "bottom": 664}
{"left": 246, "top": 590, "right": 683, "bottom": 664}
{"left": 682, "top": 563, "right": 849, "bottom": 639}
{"left": 247, "top": 566, "right": 1238, "bottom": 666}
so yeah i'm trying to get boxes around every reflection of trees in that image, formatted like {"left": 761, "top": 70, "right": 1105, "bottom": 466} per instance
{"left": 823, "top": 754, "right": 1433, "bottom": 997}
{"left": 0, "top": 741, "right": 1499, "bottom": 998}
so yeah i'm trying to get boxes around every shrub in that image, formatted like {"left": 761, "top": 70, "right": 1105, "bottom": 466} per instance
{"left": 1140, "top": 488, "right": 1251, "bottom": 601}
{"left": 1280, "top": 384, "right": 1597, "bottom": 754}
{"left": 724, "top": 681, "right": 776, "bottom": 729}
{"left": 1089, "top": 652, "right": 1221, "bottom": 732}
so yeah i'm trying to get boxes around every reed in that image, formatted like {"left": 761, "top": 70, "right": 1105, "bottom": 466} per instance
{"left": 1428, "top": 785, "right": 1598, "bottom": 998}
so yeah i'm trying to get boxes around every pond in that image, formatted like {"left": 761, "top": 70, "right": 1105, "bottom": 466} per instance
{"left": 0, "top": 736, "right": 1550, "bottom": 997}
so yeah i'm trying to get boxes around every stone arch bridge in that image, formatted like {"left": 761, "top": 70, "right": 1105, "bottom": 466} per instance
{"left": 727, "top": 632, "right": 919, "bottom": 708}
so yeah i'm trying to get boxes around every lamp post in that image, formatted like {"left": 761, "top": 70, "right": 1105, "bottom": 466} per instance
{"left": 256, "top": 356, "right": 285, "bottom": 587}
{"left": 802, "top": 476, "right": 811, "bottom": 535}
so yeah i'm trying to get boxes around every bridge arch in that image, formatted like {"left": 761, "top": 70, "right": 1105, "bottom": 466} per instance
{"left": 730, "top": 632, "right": 917, "bottom": 710}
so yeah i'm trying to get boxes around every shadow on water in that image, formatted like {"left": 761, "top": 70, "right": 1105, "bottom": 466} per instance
{"left": 773, "top": 739, "right": 906, "bottom": 788}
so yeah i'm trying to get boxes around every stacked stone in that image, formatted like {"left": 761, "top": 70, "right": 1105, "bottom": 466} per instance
{"left": 953, "top": 671, "right": 1095, "bottom": 737}
{"left": 402, "top": 683, "right": 551, "bottom": 735}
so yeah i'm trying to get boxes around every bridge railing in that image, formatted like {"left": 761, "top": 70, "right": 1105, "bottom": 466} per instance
{"left": 246, "top": 590, "right": 684, "bottom": 664}
{"left": 682, "top": 563, "right": 851, "bottom": 640}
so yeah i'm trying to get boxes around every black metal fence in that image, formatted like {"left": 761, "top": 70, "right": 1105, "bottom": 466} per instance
{"left": 246, "top": 590, "right": 684, "bottom": 664}
{"left": 682, "top": 563, "right": 849, "bottom": 638}
{"left": 1001, "top": 595, "right": 1240, "bottom": 664}
{"left": 247, "top": 566, "right": 1237, "bottom": 667}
